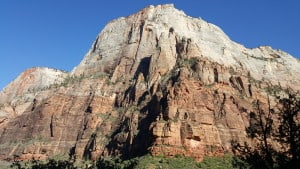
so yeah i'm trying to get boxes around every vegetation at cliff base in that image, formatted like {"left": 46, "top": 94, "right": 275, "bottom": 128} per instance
{"left": 9, "top": 154, "right": 239, "bottom": 169}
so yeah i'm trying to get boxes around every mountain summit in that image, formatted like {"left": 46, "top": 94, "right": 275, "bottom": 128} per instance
{"left": 0, "top": 4, "right": 299, "bottom": 161}
{"left": 72, "top": 4, "right": 300, "bottom": 90}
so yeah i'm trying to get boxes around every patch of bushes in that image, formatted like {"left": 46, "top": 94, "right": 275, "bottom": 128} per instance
{"left": 96, "top": 156, "right": 138, "bottom": 169}
{"left": 9, "top": 154, "right": 243, "bottom": 169}
{"left": 61, "top": 74, "right": 85, "bottom": 86}
{"left": 134, "top": 154, "right": 241, "bottom": 169}
{"left": 183, "top": 57, "right": 198, "bottom": 69}
{"left": 198, "top": 154, "right": 241, "bottom": 169}
{"left": 264, "top": 85, "right": 284, "bottom": 96}
{"left": 10, "top": 159, "right": 78, "bottom": 169}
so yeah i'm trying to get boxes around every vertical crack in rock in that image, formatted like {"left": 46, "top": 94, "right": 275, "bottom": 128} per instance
{"left": 50, "top": 114, "right": 54, "bottom": 137}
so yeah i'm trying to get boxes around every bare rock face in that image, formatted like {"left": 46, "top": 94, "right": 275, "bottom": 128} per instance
{"left": 0, "top": 67, "right": 67, "bottom": 127}
{"left": 0, "top": 4, "right": 299, "bottom": 161}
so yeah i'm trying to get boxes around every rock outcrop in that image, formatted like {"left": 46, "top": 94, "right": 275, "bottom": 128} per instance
{"left": 0, "top": 4, "right": 299, "bottom": 161}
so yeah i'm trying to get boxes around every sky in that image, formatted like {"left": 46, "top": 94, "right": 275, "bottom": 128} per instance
{"left": 0, "top": 0, "right": 299, "bottom": 91}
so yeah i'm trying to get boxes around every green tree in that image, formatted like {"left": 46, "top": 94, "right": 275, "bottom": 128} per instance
{"left": 233, "top": 94, "right": 300, "bottom": 169}
{"left": 276, "top": 94, "right": 300, "bottom": 168}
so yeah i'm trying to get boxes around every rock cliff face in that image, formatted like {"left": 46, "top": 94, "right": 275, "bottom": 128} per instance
{"left": 0, "top": 4, "right": 299, "bottom": 161}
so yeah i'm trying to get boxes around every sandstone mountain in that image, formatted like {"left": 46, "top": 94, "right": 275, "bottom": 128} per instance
{"left": 0, "top": 4, "right": 299, "bottom": 161}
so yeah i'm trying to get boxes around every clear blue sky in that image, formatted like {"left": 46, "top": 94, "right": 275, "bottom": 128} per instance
{"left": 1, "top": 0, "right": 299, "bottom": 91}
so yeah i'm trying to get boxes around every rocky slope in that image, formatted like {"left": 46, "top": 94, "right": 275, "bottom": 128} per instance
{"left": 0, "top": 67, "right": 67, "bottom": 136}
{"left": 0, "top": 4, "right": 299, "bottom": 161}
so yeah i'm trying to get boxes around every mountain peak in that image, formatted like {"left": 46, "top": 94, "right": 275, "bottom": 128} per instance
{"left": 0, "top": 67, "right": 67, "bottom": 112}
{"left": 72, "top": 4, "right": 300, "bottom": 90}
{"left": 71, "top": 4, "right": 228, "bottom": 76}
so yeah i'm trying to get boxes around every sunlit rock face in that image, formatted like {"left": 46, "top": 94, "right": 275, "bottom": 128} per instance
{"left": 0, "top": 4, "right": 299, "bottom": 161}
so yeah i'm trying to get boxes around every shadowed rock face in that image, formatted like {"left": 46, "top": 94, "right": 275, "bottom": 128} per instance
{"left": 0, "top": 4, "right": 299, "bottom": 161}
